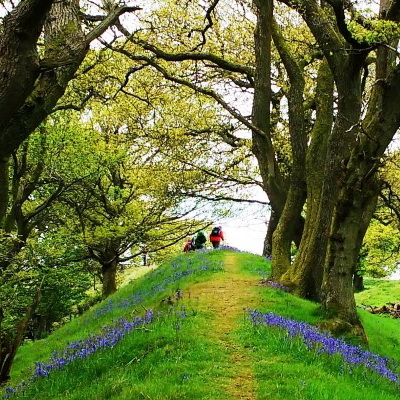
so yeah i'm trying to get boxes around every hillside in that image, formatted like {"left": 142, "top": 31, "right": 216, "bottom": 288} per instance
{"left": 3, "top": 250, "right": 400, "bottom": 400}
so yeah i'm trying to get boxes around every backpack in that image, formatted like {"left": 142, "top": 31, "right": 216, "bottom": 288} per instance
{"left": 195, "top": 231, "right": 206, "bottom": 244}
{"left": 211, "top": 227, "right": 220, "bottom": 236}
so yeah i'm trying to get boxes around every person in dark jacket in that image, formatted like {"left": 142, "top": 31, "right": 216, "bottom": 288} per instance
{"left": 194, "top": 230, "right": 207, "bottom": 250}
{"left": 209, "top": 226, "right": 224, "bottom": 248}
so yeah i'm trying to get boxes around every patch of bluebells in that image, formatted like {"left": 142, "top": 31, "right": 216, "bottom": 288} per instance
{"left": 249, "top": 309, "right": 399, "bottom": 384}
{"left": 85, "top": 260, "right": 224, "bottom": 323}
{"left": 3, "top": 311, "right": 155, "bottom": 398}
{"left": 261, "top": 279, "right": 290, "bottom": 292}
{"left": 217, "top": 244, "right": 241, "bottom": 252}
{"left": 4, "top": 307, "right": 189, "bottom": 398}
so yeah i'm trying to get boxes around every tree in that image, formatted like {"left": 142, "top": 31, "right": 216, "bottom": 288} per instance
{"left": 0, "top": 117, "right": 102, "bottom": 384}
{"left": 0, "top": 0, "right": 140, "bottom": 158}
{"left": 105, "top": 0, "right": 400, "bottom": 337}
{"left": 277, "top": 0, "right": 400, "bottom": 338}
{"left": 357, "top": 150, "right": 400, "bottom": 281}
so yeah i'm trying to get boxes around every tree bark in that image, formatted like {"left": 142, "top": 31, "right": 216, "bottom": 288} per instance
{"left": 263, "top": 209, "right": 277, "bottom": 256}
{"left": 252, "top": 0, "right": 304, "bottom": 261}
{"left": 102, "top": 259, "right": 119, "bottom": 298}
{"left": 0, "top": 2, "right": 139, "bottom": 158}
{"left": 0, "top": 288, "right": 41, "bottom": 384}
{"left": 281, "top": 59, "right": 334, "bottom": 299}
{"left": 270, "top": 20, "right": 307, "bottom": 279}
{"left": 321, "top": 171, "right": 379, "bottom": 340}
{"left": 0, "top": 0, "right": 54, "bottom": 135}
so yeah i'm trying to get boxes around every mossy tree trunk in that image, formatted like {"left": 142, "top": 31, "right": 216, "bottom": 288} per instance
{"left": 270, "top": 20, "right": 307, "bottom": 279}
{"left": 101, "top": 258, "right": 119, "bottom": 298}
{"left": 0, "top": 1, "right": 138, "bottom": 158}
{"left": 281, "top": 59, "right": 334, "bottom": 299}
{"left": 321, "top": 172, "right": 379, "bottom": 339}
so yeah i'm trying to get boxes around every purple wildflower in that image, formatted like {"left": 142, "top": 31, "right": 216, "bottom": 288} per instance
{"left": 85, "top": 262, "right": 224, "bottom": 323}
{"left": 261, "top": 280, "right": 290, "bottom": 291}
{"left": 249, "top": 309, "right": 399, "bottom": 384}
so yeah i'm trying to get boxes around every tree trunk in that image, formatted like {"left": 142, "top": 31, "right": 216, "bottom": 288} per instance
{"left": 252, "top": 0, "right": 299, "bottom": 261}
{"left": 272, "top": 184, "right": 306, "bottom": 278}
{"left": 270, "top": 19, "right": 307, "bottom": 279}
{"left": 321, "top": 149, "right": 380, "bottom": 339}
{"left": 0, "top": 0, "right": 54, "bottom": 136}
{"left": 0, "top": 157, "right": 9, "bottom": 229}
{"left": 353, "top": 272, "right": 364, "bottom": 292}
{"left": 102, "top": 259, "right": 118, "bottom": 298}
{"left": 0, "top": 2, "right": 137, "bottom": 158}
{"left": 263, "top": 210, "right": 277, "bottom": 256}
{"left": 281, "top": 59, "right": 334, "bottom": 299}
{"left": 0, "top": 288, "right": 41, "bottom": 384}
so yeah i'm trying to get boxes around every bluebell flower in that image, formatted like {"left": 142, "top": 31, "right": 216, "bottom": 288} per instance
{"left": 249, "top": 309, "right": 399, "bottom": 384}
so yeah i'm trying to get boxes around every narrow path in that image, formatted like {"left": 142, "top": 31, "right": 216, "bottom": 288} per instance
{"left": 187, "top": 253, "right": 260, "bottom": 399}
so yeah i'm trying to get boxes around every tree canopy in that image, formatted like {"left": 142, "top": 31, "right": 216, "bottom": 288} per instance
{"left": 2, "top": 0, "right": 400, "bottom": 385}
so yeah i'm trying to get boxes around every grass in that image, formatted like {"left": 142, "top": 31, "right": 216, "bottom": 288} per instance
{"left": 239, "top": 319, "right": 400, "bottom": 400}
{"left": 236, "top": 258, "right": 400, "bottom": 400}
{"left": 9, "top": 251, "right": 225, "bottom": 387}
{"left": 355, "top": 279, "right": 400, "bottom": 307}
{"left": 3, "top": 249, "right": 400, "bottom": 399}
{"left": 11, "top": 311, "right": 232, "bottom": 400}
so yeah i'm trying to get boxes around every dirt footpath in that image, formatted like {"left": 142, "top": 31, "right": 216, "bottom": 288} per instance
{"left": 188, "top": 253, "right": 260, "bottom": 400}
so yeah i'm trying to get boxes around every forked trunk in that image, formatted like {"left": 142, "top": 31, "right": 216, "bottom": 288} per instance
{"left": 280, "top": 60, "right": 334, "bottom": 300}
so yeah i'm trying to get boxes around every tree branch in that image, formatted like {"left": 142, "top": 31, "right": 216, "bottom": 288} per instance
{"left": 190, "top": 0, "right": 221, "bottom": 51}
{"left": 325, "top": 0, "right": 369, "bottom": 49}
{"left": 85, "top": 6, "right": 142, "bottom": 44}
{"left": 109, "top": 47, "right": 267, "bottom": 140}
{"left": 135, "top": 39, "right": 254, "bottom": 78}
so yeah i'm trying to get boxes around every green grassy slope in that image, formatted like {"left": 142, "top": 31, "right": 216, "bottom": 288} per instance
{"left": 355, "top": 279, "right": 400, "bottom": 307}
{"left": 3, "top": 250, "right": 400, "bottom": 400}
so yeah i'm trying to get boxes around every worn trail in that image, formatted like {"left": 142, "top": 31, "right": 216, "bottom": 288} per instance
{"left": 187, "top": 253, "right": 260, "bottom": 400}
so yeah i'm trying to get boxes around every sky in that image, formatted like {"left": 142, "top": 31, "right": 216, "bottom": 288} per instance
{"left": 213, "top": 186, "right": 269, "bottom": 255}
{"left": 220, "top": 212, "right": 267, "bottom": 255}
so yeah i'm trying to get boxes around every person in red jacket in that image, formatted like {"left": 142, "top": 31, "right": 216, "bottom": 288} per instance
{"left": 209, "top": 226, "right": 224, "bottom": 249}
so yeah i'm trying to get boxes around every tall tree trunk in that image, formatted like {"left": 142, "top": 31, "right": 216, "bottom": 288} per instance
{"left": 321, "top": 169, "right": 379, "bottom": 340}
{"left": 0, "top": 157, "right": 9, "bottom": 229}
{"left": 281, "top": 59, "right": 334, "bottom": 299}
{"left": 319, "top": 0, "right": 400, "bottom": 336}
{"left": 252, "top": 0, "right": 284, "bottom": 251}
{"left": 102, "top": 259, "right": 118, "bottom": 298}
{"left": 270, "top": 20, "right": 307, "bottom": 279}
{"left": 0, "top": 288, "right": 41, "bottom": 384}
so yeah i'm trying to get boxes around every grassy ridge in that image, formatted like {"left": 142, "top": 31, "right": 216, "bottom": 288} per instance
{"left": 4, "top": 250, "right": 400, "bottom": 399}
{"left": 8, "top": 251, "right": 226, "bottom": 394}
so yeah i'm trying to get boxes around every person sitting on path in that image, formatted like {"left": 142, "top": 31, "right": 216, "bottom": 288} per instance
{"left": 183, "top": 237, "right": 195, "bottom": 252}
{"left": 194, "top": 230, "right": 207, "bottom": 250}
{"left": 209, "top": 226, "right": 224, "bottom": 249}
